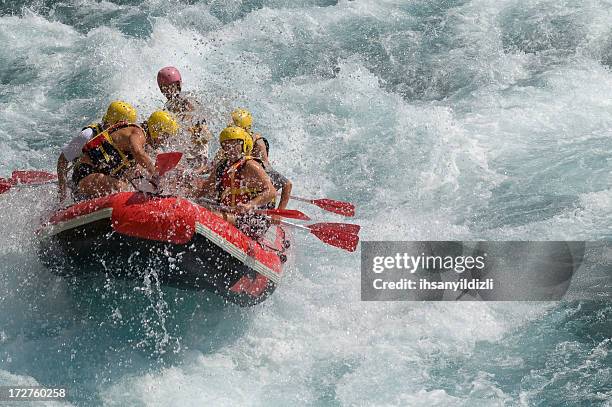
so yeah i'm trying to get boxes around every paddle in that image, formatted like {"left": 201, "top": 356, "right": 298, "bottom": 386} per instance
{"left": 12, "top": 170, "right": 57, "bottom": 184}
{"left": 279, "top": 220, "right": 360, "bottom": 252}
{"left": 0, "top": 170, "right": 58, "bottom": 195}
{"left": 260, "top": 208, "right": 310, "bottom": 220}
{"left": 0, "top": 181, "right": 11, "bottom": 194}
{"left": 312, "top": 222, "right": 360, "bottom": 235}
{"left": 1, "top": 153, "right": 183, "bottom": 195}
{"left": 195, "top": 196, "right": 310, "bottom": 221}
{"left": 290, "top": 195, "right": 355, "bottom": 217}
{"left": 132, "top": 152, "right": 184, "bottom": 193}
{"left": 155, "top": 152, "right": 183, "bottom": 177}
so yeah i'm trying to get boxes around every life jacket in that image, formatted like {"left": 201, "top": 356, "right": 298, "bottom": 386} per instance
{"left": 81, "top": 121, "right": 139, "bottom": 177}
{"left": 217, "top": 157, "right": 272, "bottom": 208}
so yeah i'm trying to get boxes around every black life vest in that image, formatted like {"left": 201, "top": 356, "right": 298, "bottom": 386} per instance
{"left": 81, "top": 122, "right": 139, "bottom": 177}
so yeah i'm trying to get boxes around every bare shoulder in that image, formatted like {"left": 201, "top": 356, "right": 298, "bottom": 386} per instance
{"left": 119, "top": 125, "right": 146, "bottom": 148}
{"left": 244, "top": 159, "right": 266, "bottom": 175}
{"left": 126, "top": 125, "right": 145, "bottom": 138}
{"left": 245, "top": 158, "right": 264, "bottom": 168}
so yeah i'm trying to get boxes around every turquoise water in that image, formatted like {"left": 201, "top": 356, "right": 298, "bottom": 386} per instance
{"left": 0, "top": 0, "right": 610, "bottom": 405}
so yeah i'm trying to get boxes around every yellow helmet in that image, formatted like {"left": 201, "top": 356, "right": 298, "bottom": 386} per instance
{"left": 231, "top": 108, "right": 253, "bottom": 130}
{"left": 219, "top": 126, "right": 253, "bottom": 154}
{"left": 147, "top": 110, "right": 179, "bottom": 140}
{"left": 103, "top": 101, "right": 137, "bottom": 125}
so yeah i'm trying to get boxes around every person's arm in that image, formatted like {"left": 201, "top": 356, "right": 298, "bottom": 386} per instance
{"left": 129, "top": 128, "right": 156, "bottom": 176}
{"left": 190, "top": 120, "right": 213, "bottom": 146}
{"left": 193, "top": 160, "right": 211, "bottom": 176}
{"left": 57, "top": 128, "right": 94, "bottom": 200}
{"left": 57, "top": 153, "right": 69, "bottom": 202}
{"left": 254, "top": 136, "right": 269, "bottom": 165}
{"left": 277, "top": 179, "right": 292, "bottom": 210}
{"left": 193, "top": 172, "right": 217, "bottom": 199}
{"left": 267, "top": 168, "right": 291, "bottom": 209}
{"left": 209, "top": 149, "right": 225, "bottom": 172}
{"left": 237, "top": 161, "right": 276, "bottom": 211}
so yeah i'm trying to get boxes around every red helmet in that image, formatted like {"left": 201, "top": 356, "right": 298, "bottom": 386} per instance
{"left": 157, "top": 66, "right": 182, "bottom": 87}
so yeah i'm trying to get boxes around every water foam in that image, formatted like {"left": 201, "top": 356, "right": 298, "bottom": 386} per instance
{"left": 0, "top": 0, "right": 610, "bottom": 405}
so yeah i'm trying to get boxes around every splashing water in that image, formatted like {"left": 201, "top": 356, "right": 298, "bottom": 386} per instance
{"left": 0, "top": 0, "right": 610, "bottom": 405}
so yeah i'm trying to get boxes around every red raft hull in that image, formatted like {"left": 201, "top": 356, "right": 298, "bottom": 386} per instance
{"left": 37, "top": 192, "right": 288, "bottom": 306}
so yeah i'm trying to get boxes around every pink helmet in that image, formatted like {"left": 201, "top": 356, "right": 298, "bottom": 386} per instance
{"left": 157, "top": 66, "right": 182, "bottom": 87}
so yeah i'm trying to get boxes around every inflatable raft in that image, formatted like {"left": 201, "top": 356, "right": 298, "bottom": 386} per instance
{"left": 37, "top": 192, "right": 289, "bottom": 306}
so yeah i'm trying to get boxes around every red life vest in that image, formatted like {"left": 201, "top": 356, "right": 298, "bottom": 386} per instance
{"left": 218, "top": 157, "right": 265, "bottom": 208}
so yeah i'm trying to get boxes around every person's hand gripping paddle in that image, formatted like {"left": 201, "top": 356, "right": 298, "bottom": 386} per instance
{"left": 132, "top": 152, "right": 183, "bottom": 193}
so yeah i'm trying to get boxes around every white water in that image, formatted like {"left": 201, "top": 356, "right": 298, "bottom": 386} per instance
{"left": 0, "top": 1, "right": 610, "bottom": 405}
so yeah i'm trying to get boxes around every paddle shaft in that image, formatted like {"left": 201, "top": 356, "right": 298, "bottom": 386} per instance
{"left": 9, "top": 180, "right": 57, "bottom": 188}
{"left": 278, "top": 219, "right": 311, "bottom": 232}
{"left": 286, "top": 195, "right": 355, "bottom": 217}
{"left": 198, "top": 196, "right": 314, "bottom": 220}
{"left": 1, "top": 153, "right": 181, "bottom": 194}
{"left": 289, "top": 195, "right": 313, "bottom": 204}
{"left": 197, "top": 196, "right": 282, "bottom": 218}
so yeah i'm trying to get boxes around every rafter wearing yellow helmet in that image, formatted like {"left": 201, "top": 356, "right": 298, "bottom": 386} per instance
{"left": 103, "top": 101, "right": 138, "bottom": 126}
{"left": 72, "top": 111, "right": 176, "bottom": 201}
{"left": 194, "top": 126, "right": 277, "bottom": 239}
{"left": 57, "top": 100, "right": 138, "bottom": 202}
{"left": 219, "top": 125, "right": 253, "bottom": 155}
{"left": 231, "top": 108, "right": 253, "bottom": 130}
{"left": 147, "top": 110, "right": 180, "bottom": 141}
{"left": 229, "top": 108, "right": 293, "bottom": 215}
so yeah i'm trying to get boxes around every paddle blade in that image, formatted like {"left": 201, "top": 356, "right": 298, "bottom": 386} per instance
{"left": 309, "top": 222, "right": 360, "bottom": 235}
{"left": 0, "top": 181, "right": 12, "bottom": 194}
{"left": 260, "top": 209, "right": 311, "bottom": 221}
{"left": 155, "top": 152, "right": 183, "bottom": 176}
{"left": 11, "top": 170, "right": 57, "bottom": 184}
{"left": 312, "top": 198, "right": 355, "bottom": 217}
{"left": 310, "top": 228, "right": 359, "bottom": 252}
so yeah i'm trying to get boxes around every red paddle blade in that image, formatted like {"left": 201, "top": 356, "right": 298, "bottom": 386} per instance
{"left": 0, "top": 181, "right": 12, "bottom": 194}
{"left": 11, "top": 170, "right": 57, "bottom": 184}
{"left": 310, "top": 228, "right": 359, "bottom": 252}
{"left": 308, "top": 222, "right": 360, "bottom": 235}
{"left": 312, "top": 198, "right": 355, "bottom": 217}
{"left": 260, "top": 209, "right": 311, "bottom": 220}
{"left": 155, "top": 152, "right": 183, "bottom": 176}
